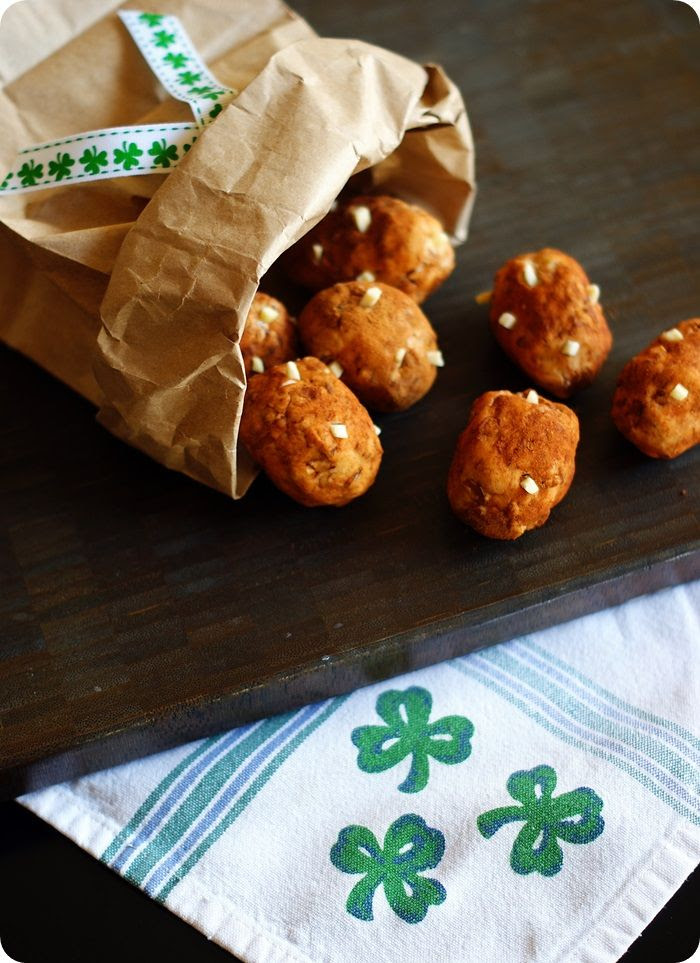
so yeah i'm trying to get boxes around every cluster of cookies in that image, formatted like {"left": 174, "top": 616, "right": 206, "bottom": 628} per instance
{"left": 448, "top": 248, "right": 606, "bottom": 539}
{"left": 239, "top": 196, "right": 452, "bottom": 506}
{"left": 238, "top": 194, "right": 698, "bottom": 534}
{"left": 456, "top": 249, "right": 698, "bottom": 538}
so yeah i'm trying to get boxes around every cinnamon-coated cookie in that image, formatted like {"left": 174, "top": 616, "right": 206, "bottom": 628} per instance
{"left": 240, "top": 356, "right": 382, "bottom": 507}
{"left": 611, "top": 319, "right": 700, "bottom": 459}
{"left": 240, "top": 293, "right": 297, "bottom": 376}
{"left": 447, "top": 389, "right": 579, "bottom": 540}
{"left": 488, "top": 248, "right": 612, "bottom": 398}
{"left": 298, "top": 281, "right": 442, "bottom": 412}
{"left": 283, "top": 195, "right": 454, "bottom": 303}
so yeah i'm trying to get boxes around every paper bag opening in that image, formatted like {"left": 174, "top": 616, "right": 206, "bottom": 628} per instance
{"left": 96, "top": 35, "right": 475, "bottom": 499}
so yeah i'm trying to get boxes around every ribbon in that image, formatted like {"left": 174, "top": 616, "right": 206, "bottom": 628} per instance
{"left": 0, "top": 11, "right": 237, "bottom": 195}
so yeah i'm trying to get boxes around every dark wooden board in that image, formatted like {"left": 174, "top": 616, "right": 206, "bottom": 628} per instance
{"left": 1, "top": 0, "right": 699, "bottom": 801}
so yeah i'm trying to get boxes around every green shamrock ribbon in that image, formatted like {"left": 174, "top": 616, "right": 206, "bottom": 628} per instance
{"left": 330, "top": 814, "right": 446, "bottom": 923}
{"left": 477, "top": 764, "right": 605, "bottom": 876}
{"left": 352, "top": 687, "right": 474, "bottom": 792}
{"left": 0, "top": 11, "right": 237, "bottom": 195}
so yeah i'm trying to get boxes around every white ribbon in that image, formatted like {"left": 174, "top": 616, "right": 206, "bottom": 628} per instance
{"left": 0, "top": 11, "right": 237, "bottom": 195}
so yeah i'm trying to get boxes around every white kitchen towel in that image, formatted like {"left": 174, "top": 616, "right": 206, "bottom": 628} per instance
{"left": 21, "top": 580, "right": 700, "bottom": 963}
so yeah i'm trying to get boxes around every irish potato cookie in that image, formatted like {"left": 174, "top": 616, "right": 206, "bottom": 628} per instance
{"left": 240, "top": 293, "right": 297, "bottom": 376}
{"left": 612, "top": 319, "right": 700, "bottom": 459}
{"left": 447, "top": 389, "right": 580, "bottom": 540}
{"left": 240, "top": 357, "right": 382, "bottom": 507}
{"left": 489, "top": 248, "right": 612, "bottom": 398}
{"left": 298, "top": 281, "right": 443, "bottom": 412}
{"left": 283, "top": 195, "right": 455, "bottom": 303}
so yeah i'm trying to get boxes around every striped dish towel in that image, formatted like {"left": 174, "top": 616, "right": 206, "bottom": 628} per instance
{"left": 21, "top": 580, "right": 700, "bottom": 963}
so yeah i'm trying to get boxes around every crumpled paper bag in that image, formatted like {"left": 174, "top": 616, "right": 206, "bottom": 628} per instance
{"left": 0, "top": 0, "right": 475, "bottom": 499}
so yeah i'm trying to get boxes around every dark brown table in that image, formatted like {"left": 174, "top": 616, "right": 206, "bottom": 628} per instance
{"left": 2, "top": 0, "right": 700, "bottom": 802}
{"left": 1, "top": 0, "right": 698, "bottom": 959}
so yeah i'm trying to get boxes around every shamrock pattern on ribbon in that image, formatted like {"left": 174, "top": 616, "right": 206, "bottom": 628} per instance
{"left": 138, "top": 12, "right": 163, "bottom": 27}
{"left": 1, "top": 10, "right": 237, "bottom": 195}
{"left": 477, "top": 764, "right": 604, "bottom": 876}
{"left": 48, "top": 152, "right": 75, "bottom": 181}
{"left": 17, "top": 161, "right": 43, "bottom": 186}
{"left": 153, "top": 29, "right": 176, "bottom": 48}
{"left": 79, "top": 147, "right": 109, "bottom": 175}
{"left": 148, "top": 139, "right": 179, "bottom": 168}
{"left": 113, "top": 142, "right": 144, "bottom": 171}
{"left": 352, "top": 687, "right": 474, "bottom": 793}
{"left": 188, "top": 85, "right": 221, "bottom": 101}
{"left": 124, "top": 10, "right": 236, "bottom": 128}
{"left": 330, "top": 814, "right": 446, "bottom": 923}
{"left": 163, "top": 52, "right": 189, "bottom": 69}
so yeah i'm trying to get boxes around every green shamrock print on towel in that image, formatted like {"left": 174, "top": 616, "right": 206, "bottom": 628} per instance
{"left": 330, "top": 814, "right": 446, "bottom": 923}
{"left": 477, "top": 764, "right": 604, "bottom": 876}
{"left": 352, "top": 687, "right": 474, "bottom": 793}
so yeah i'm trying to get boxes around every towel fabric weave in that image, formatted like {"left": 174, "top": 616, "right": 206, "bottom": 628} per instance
{"left": 22, "top": 580, "right": 700, "bottom": 963}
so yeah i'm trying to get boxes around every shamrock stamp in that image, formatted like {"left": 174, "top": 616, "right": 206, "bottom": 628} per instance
{"left": 48, "top": 152, "right": 75, "bottom": 181}
{"left": 79, "top": 147, "right": 108, "bottom": 175}
{"left": 164, "top": 52, "right": 189, "bottom": 69}
{"left": 153, "top": 30, "right": 176, "bottom": 49}
{"left": 187, "top": 85, "right": 221, "bottom": 101}
{"left": 147, "top": 139, "right": 179, "bottom": 169}
{"left": 477, "top": 764, "right": 604, "bottom": 876}
{"left": 113, "top": 142, "right": 144, "bottom": 171}
{"left": 179, "top": 70, "right": 202, "bottom": 86}
{"left": 138, "top": 13, "right": 164, "bottom": 27}
{"left": 352, "top": 687, "right": 474, "bottom": 793}
{"left": 18, "top": 160, "right": 44, "bottom": 187}
{"left": 330, "top": 814, "right": 446, "bottom": 923}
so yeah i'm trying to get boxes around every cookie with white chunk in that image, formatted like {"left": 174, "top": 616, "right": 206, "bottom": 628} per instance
{"left": 611, "top": 318, "right": 700, "bottom": 459}
{"left": 240, "top": 292, "right": 297, "bottom": 376}
{"left": 488, "top": 248, "right": 612, "bottom": 398}
{"left": 283, "top": 195, "right": 455, "bottom": 303}
{"left": 447, "top": 389, "right": 580, "bottom": 540}
{"left": 298, "top": 281, "right": 442, "bottom": 412}
{"left": 240, "top": 357, "right": 382, "bottom": 507}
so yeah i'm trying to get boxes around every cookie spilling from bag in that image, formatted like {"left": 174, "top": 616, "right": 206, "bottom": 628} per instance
{"left": 282, "top": 195, "right": 455, "bottom": 304}
{"left": 241, "top": 195, "right": 453, "bottom": 505}
{"left": 240, "top": 293, "right": 298, "bottom": 376}
{"left": 298, "top": 280, "right": 444, "bottom": 412}
{"left": 240, "top": 357, "right": 382, "bottom": 508}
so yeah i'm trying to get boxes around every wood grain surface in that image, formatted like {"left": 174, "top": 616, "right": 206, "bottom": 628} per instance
{"left": 1, "top": 0, "right": 699, "bottom": 800}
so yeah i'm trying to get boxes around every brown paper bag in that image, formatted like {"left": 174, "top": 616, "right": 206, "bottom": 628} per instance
{"left": 0, "top": 0, "right": 475, "bottom": 499}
